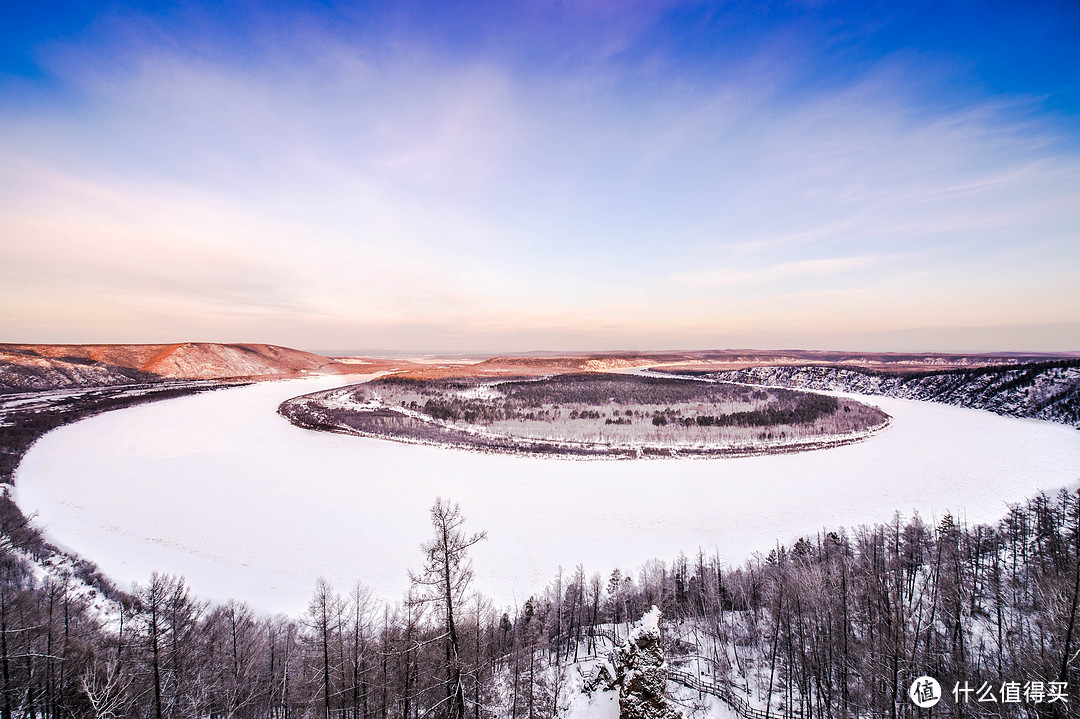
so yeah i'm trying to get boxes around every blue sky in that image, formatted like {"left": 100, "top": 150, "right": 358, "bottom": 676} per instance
{"left": 2, "top": 1, "right": 1079, "bottom": 352}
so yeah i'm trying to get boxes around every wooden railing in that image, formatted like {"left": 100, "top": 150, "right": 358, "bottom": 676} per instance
{"left": 667, "top": 668, "right": 804, "bottom": 719}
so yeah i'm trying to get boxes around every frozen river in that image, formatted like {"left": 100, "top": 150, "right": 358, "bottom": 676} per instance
{"left": 14, "top": 374, "right": 1080, "bottom": 616}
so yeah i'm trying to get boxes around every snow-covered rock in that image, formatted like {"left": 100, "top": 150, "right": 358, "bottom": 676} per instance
{"left": 581, "top": 607, "right": 683, "bottom": 719}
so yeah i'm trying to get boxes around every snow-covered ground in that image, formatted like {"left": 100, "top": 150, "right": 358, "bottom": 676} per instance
{"left": 13, "top": 374, "right": 1080, "bottom": 617}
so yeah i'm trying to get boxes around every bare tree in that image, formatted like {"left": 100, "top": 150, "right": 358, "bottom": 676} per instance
{"left": 410, "top": 498, "right": 486, "bottom": 719}
{"left": 347, "top": 583, "right": 374, "bottom": 719}
{"left": 80, "top": 656, "right": 133, "bottom": 719}
{"left": 304, "top": 578, "right": 340, "bottom": 719}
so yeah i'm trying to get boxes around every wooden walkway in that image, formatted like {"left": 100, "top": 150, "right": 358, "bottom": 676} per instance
{"left": 667, "top": 668, "right": 804, "bottom": 719}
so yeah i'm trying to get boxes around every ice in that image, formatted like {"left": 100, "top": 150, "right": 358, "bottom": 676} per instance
{"left": 12, "top": 374, "right": 1080, "bottom": 617}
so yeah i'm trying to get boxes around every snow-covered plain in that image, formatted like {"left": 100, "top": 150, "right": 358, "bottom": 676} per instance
{"left": 13, "top": 374, "right": 1080, "bottom": 616}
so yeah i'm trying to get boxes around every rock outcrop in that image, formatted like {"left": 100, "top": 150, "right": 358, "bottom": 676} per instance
{"left": 585, "top": 607, "right": 683, "bottom": 719}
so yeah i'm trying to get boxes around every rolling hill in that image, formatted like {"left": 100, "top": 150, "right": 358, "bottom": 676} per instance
{"left": 0, "top": 342, "right": 345, "bottom": 392}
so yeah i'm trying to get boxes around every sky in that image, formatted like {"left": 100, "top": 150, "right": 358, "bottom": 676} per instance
{"left": 1, "top": 0, "right": 1079, "bottom": 353}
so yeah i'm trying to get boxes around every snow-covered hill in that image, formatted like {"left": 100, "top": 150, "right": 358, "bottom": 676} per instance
{"left": 682, "top": 360, "right": 1080, "bottom": 428}
{"left": 0, "top": 347, "right": 157, "bottom": 391}
{"left": 0, "top": 342, "right": 342, "bottom": 392}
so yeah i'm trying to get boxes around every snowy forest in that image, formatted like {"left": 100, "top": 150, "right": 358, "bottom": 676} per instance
{"left": 0, "top": 487, "right": 1076, "bottom": 719}
{"left": 280, "top": 374, "right": 889, "bottom": 458}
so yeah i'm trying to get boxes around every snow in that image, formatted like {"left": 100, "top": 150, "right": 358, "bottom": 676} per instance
{"left": 559, "top": 657, "right": 621, "bottom": 719}
{"left": 634, "top": 606, "right": 662, "bottom": 639}
{"left": 24, "top": 548, "right": 123, "bottom": 631}
{"left": 563, "top": 687, "right": 620, "bottom": 719}
{"left": 666, "top": 687, "right": 740, "bottom": 719}
{"left": 454, "top": 385, "right": 503, "bottom": 400}
{"left": 12, "top": 374, "right": 1080, "bottom": 617}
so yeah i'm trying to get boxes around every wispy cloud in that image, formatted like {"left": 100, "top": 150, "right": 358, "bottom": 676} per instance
{"left": 1, "top": 4, "right": 1078, "bottom": 350}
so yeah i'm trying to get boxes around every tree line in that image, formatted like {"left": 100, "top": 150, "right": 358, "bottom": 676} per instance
{"left": 0, "top": 488, "right": 1076, "bottom": 718}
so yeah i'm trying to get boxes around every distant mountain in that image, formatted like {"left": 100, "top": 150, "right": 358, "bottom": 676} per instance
{"left": 0, "top": 342, "right": 343, "bottom": 392}
{"left": 458, "top": 349, "right": 1076, "bottom": 373}
{"left": 668, "top": 359, "right": 1080, "bottom": 428}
